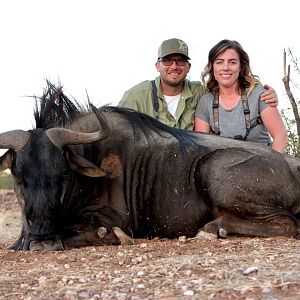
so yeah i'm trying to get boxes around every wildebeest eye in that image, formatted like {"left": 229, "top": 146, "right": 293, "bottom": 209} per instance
{"left": 20, "top": 178, "right": 28, "bottom": 189}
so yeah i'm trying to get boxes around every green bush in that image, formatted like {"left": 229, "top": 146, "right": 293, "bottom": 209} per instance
{"left": 0, "top": 172, "right": 14, "bottom": 190}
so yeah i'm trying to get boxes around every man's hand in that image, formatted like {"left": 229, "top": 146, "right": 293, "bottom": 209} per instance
{"left": 261, "top": 84, "right": 278, "bottom": 107}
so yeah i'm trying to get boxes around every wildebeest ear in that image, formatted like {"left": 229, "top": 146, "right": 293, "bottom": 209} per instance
{"left": 65, "top": 150, "right": 107, "bottom": 178}
{"left": 0, "top": 150, "right": 14, "bottom": 171}
{"left": 99, "top": 154, "right": 123, "bottom": 178}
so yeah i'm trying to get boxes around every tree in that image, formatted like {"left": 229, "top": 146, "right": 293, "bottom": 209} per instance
{"left": 282, "top": 48, "right": 300, "bottom": 157}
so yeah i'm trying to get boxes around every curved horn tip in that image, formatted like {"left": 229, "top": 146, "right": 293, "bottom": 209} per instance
{"left": 89, "top": 103, "right": 98, "bottom": 113}
{"left": 0, "top": 130, "right": 30, "bottom": 151}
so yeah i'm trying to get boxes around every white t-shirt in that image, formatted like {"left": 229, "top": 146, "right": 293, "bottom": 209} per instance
{"left": 164, "top": 94, "right": 181, "bottom": 119}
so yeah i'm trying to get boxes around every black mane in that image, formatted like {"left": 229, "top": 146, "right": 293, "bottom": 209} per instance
{"left": 98, "top": 106, "right": 197, "bottom": 149}
{"left": 33, "top": 81, "right": 88, "bottom": 129}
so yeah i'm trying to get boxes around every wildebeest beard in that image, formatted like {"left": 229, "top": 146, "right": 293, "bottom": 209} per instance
{"left": 21, "top": 175, "right": 64, "bottom": 239}
{"left": 14, "top": 128, "right": 68, "bottom": 240}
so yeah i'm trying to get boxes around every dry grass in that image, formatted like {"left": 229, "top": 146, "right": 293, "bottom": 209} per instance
{"left": 0, "top": 190, "right": 21, "bottom": 248}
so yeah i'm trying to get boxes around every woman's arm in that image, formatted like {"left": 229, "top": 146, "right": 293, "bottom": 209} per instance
{"left": 194, "top": 117, "right": 211, "bottom": 133}
{"left": 260, "top": 107, "right": 288, "bottom": 153}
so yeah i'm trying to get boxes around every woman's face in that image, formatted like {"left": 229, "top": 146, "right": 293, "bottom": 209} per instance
{"left": 213, "top": 48, "right": 241, "bottom": 89}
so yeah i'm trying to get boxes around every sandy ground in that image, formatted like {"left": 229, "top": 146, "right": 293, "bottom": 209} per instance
{"left": 1, "top": 189, "right": 300, "bottom": 300}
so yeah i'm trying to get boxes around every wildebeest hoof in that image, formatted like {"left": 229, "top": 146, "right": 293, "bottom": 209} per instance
{"left": 194, "top": 230, "right": 218, "bottom": 240}
{"left": 29, "top": 239, "right": 64, "bottom": 251}
{"left": 97, "top": 227, "right": 108, "bottom": 238}
{"left": 112, "top": 227, "right": 135, "bottom": 245}
{"left": 218, "top": 228, "right": 228, "bottom": 238}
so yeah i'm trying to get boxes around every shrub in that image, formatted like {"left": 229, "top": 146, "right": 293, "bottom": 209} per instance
{"left": 0, "top": 172, "right": 14, "bottom": 190}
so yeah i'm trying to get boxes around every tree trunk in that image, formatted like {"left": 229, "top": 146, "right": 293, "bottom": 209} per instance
{"left": 283, "top": 49, "right": 300, "bottom": 137}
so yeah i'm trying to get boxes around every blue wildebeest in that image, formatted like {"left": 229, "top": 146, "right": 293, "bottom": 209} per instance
{"left": 1, "top": 83, "right": 300, "bottom": 250}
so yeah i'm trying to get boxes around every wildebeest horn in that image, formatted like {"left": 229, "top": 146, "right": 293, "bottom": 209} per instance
{"left": 46, "top": 107, "right": 110, "bottom": 148}
{"left": 0, "top": 130, "right": 30, "bottom": 151}
{"left": 46, "top": 127, "right": 108, "bottom": 149}
{"left": 89, "top": 103, "right": 110, "bottom": 135}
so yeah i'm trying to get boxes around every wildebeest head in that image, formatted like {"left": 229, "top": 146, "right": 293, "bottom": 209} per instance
{"left": 0, "top": 111, "right": 109, "bottom": 241}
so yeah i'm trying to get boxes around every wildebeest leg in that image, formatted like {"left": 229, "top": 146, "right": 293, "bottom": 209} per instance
{"left": 63, "top": 227, "right": 141, "bottom": 249}
{"left": 62, "top": 227, "right": 122, "bottom": 249}
{"left": 26, "top": 227, "right": 137, "bottom": 251}
{"left": 9, "top": 230, "right": 57, "bottom": 251}
{"left": 197, "top": 214, "right": 300, "bottom": 238}
{"left": 196, "top": 148, "right": 300, "bottom": 239}
{"left": 111, "top": 227, "right": 136, "bottom": 245}
{"left": 64, "top": 226, "right": 137, "bottom": 249}
{"left": 28, "top": 228, "right": 120, "bottom": 251}
{"left": 30, "top": 227, "right": 135, "bottom": 250}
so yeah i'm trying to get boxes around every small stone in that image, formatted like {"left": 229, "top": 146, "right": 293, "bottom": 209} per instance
{"left": 61, "top": 276, "right": 68, "bottom": 283}
{"left": 179, "top": 236, "right": 187, "bottom": 242}
{"left": 38, "top": 276, "right": 47, "bottom": 285}
{"left": 262, "top": 287, "right": 272, "bottom": 293}
{"left": 132, "top": 278, "right": 141, "bottom": 284}
{"left": 47, "top": 264, "right": 56, "bottom": 270}
{"left": 64, "top": 290, "right": 78, "bottom": 300}
{"left": 183, "top": 290, "right": 194, "bottom": 296}
{"left": 243, "top": 266, "right": 258, "bottom": 275}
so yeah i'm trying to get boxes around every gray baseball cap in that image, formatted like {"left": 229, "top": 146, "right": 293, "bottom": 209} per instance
{"left": 158, "top": 38, "right": 190, "bottom": 60}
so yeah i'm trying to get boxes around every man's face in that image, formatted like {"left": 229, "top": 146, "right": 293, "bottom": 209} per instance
{"left": 155, "top": 54, "right": 191, "bottom": 87}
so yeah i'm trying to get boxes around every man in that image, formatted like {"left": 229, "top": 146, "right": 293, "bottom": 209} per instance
{"left": 118, "top": 38, "right": 278, "bottom": 131}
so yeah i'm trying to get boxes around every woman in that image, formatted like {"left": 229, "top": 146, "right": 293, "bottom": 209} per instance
{"left": 194, "top": 39, "right": 288, "bottom": 153}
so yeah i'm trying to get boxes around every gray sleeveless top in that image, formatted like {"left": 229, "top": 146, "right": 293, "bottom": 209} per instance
{"left": 195, "top": 83, "right": 271, "bottom": 144}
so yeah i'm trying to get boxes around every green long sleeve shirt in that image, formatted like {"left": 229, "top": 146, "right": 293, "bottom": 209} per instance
{"left": 118, "top": 77, "right": 207, "bottom": 131}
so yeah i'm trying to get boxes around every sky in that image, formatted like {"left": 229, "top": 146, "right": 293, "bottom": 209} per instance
{"left": 0, "top": 0, "right": 299, "bottom": 138}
